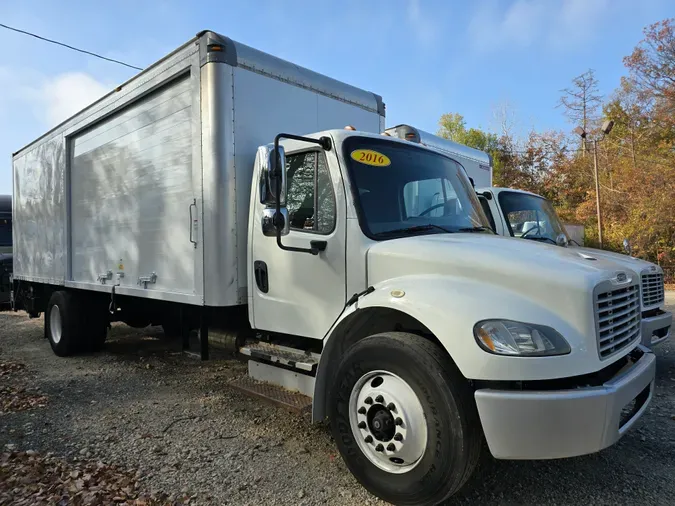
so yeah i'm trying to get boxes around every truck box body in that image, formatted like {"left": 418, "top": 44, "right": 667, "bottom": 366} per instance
{"left": 384, "top": 124, "right": 492, "bottom": 188}
{"left": 12, "top": 31, "right": 384, "bottom": 308}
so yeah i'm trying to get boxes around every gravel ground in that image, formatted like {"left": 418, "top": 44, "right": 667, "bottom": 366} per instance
{"left": 0, "top": 294, "right": 674, "bottom": 505}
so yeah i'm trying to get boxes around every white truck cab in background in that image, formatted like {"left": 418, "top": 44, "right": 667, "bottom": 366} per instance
{"left": 478, "top": 187, "right": 672, "bottom": 348}
{"left": 386, "top": 124, "right": 671, "bottom": 350}
{"left": 11, "top": 34, "right": 656, "bottom": 506}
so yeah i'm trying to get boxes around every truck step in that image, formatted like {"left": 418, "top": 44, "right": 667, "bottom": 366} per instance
{"left": 229, "top": 373, "right": 312, "bottom": 414}
{"left": 239, "top": 342, "right": 320, "bottom": 373}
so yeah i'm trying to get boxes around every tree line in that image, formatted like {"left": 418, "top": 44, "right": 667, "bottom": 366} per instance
{"left": 437, "top": 18, "right": 675, "bottom": 272}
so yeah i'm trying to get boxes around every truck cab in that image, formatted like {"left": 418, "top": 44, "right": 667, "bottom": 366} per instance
{"left": 248, "top": 128, "right": 655, "bottom": 503}
{"left": 478, "top": 186, "right": 671, "bottom": 348}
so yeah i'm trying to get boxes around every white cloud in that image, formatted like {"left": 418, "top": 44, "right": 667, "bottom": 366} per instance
{"left": 407, "top": 0, "right": 440, "bottom": 47}
{"left": 0, "top": 68, "right": 109, "bottom": 130}
{"left": 40, "top": 72, "right": 109, "bottom": 127}
{"left": 468, "top": 0, "right": 610, "bottom": 52}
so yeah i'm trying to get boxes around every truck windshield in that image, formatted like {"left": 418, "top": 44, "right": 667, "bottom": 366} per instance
{"left": 498, "top": 191, "right": 566, "bottom": 243}
{"left": 342, "top": 136, "right": 491, "bottom": 239}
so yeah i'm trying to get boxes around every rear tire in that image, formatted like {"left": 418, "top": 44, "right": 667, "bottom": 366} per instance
{"left": 82, "top": 300, "right": 109, "bottom": 352}
{"left": 45, "top": 291, "right": 83, "bottom": 357}
{"left": 329, "top": 332, "right": 481, "bottom": 506}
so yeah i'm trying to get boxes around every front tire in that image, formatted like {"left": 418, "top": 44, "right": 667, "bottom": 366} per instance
{"left": 329, "top": 332, "right": 481, "bottom": 506}
{"left": 45, "top": 291, "right": 83, "bottom": 357}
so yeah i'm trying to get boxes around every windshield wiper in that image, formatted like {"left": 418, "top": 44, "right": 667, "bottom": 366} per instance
{"left": 378, "top": 224, "right": 452, "bottom": 237}
{"left": 523, "top": 236, "right": 557, "bottom": 245}
{"left": 457, "top": 226, "right": 494, "bottom": 234}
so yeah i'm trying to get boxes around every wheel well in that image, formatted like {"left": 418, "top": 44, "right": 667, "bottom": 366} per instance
{"left": 313, "top": 306, "right": 452, "bottom": 422}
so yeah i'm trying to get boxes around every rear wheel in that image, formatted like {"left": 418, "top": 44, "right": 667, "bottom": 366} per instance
{"left": 45, "top": 291, "right": 82, "bottom": 357}
{"left": 329, "top": 332, "right": 481, "bottom": 506}
{"left": 82, "top": 300, "right": 109, "bottom": 352}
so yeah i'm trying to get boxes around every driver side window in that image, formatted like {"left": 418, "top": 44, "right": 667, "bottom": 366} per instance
{"left": 285, "top": 151, "right": 336, "bottom": 234}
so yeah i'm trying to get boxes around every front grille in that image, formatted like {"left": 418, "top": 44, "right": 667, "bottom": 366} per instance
{"left": 641, "top": 273, "right": 664, "bottom": 307}
{"left": 595, "top": 284, "right": 641, "bottom": 359}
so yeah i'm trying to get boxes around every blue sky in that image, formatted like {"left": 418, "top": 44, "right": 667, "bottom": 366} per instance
{"left": 1, "top": 0, "right": 672, "bottom": 194}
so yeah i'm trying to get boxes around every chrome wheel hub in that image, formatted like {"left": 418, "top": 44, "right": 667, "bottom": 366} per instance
{"left": 349, "top": 370, "right": 427, "bottom": 474}
{"left": 50, "top": 305, "right": 63, "bottom": 344}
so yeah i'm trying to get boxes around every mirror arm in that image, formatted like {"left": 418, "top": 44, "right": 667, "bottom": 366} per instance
{"left": 273, "top": 133, "right": 332, "bottom": 256}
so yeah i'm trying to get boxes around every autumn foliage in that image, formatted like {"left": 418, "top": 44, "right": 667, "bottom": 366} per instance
{"left": 438, "top": 18, "right": 675, "bottom": 276}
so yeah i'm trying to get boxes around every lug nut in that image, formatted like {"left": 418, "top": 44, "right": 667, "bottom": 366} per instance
{"left": 364, "top": 397, "right": 373, "bottom": 405}
{"left": 375, "top": 395, "right": 384, "bottom": 403}
{"left": 358, "top": 407, "right": 366, "bottom": 415}
{"left": 394, "top": 433, "right": 403, "bottom": 442}
{"left": 395, "top": 417, "right": 403, "bottom": 426}
{"left": 387, "top": 402, "right": 396, "bottom": 411}
{"left": 364, "top": 435, "right": 373, "bottom": 443}
{"left": 387, "top": 443, "right": 396, "bottom": 452}
{"left": 375, "top": 444, "right": 384, "bottom": 452}
{"left": 358, "top": 421, "right": 366, "bottom": 429}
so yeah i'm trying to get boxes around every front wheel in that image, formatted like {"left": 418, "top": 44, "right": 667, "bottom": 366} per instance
{"left": 329, "top": 332, "right": 481, "bottom": 506}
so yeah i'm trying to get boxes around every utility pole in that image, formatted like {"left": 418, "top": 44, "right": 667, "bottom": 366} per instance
{"left": 574, "top": 120, "right": 613, "bottom": 250}
{"left": 592, "top": 139, "right": 603, "bottom": 248}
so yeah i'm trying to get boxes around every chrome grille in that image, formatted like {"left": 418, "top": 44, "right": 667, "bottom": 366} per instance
{"left": 641, "top": 273, "right": 664, "bottom": 307}
{"left": 595, "top": 284, "right": 641, "bottom": 359}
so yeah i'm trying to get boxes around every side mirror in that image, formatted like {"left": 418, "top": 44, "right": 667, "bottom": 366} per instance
{"left": 258, "top": 145, "right": 287, "bottom": 207}
{"left": 555, "top": 233, "right": 569, "bottom": 247}
{"left": 623, "top": 238, "right": 632, "bottom": 256}
{"left": 257, "top": 144, "right": 289, "bottom": 236}
{"left": 262, "top": 208, "right": 289, "bottom": 237}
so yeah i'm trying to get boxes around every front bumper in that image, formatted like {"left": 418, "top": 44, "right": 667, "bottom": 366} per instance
{"left": 474, "top": 346, "right": 655, "bottom": 460}
{"left": 641, "top": 310, "right": 672, "bottom": 347}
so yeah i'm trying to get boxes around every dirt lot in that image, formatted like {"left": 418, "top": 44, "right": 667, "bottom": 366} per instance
{"left": 0, "top": 294, "right": 674, "bottom": 505}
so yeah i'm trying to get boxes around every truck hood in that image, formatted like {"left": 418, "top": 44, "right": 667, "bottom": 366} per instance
{"left": 367, "top": 233, "right": 633, "bottom": 289}
{"left": 569, "top": 246, "right": 658, "bottom": 274}
{"left": 365, "top": 233, "right": 643, "bottom": 380}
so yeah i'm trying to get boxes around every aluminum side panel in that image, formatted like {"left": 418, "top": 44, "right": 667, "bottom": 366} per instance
{"left": 233, "top": 40, "right": 381, "bottom": 115}
{"left": 12, "top": 136, "right": 67, "bottom": 283}
{"left": 69, "top": 72, "right": 198, "bottom": 296}
{"left": 12, "top": 43, "right": 200, "bottom": 296}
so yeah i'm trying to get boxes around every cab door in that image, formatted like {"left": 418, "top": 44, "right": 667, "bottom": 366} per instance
{"left": 249, "top": 138, "right": 347, "bottom": 339}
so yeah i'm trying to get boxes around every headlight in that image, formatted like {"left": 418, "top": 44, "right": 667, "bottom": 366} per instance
{"left": 474, "top": 320, "right": 571, "bottom": 356}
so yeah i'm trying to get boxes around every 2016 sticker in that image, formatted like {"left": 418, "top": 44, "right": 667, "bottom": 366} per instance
{"left": 350, "top": 149, "right": 391, "bottom": 167}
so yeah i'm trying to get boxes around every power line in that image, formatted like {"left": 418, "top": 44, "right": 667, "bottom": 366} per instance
{"left": 0, "top": 23, "right": 143, "bottom": 71}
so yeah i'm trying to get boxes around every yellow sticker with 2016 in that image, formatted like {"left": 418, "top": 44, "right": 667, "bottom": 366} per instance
{"left": 350, "top": 149, "right": 391, "bottom": 167}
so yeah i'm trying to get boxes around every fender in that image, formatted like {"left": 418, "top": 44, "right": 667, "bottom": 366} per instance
{"left": 312, "top": 274, "right": 596, "bottom": 422}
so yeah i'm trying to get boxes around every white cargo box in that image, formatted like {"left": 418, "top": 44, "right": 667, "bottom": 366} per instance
{"left": 384, "top": 124, "right": 493, "bottom": 188}
{"left": 12, "top": 30, "right": 384, "bottom": 307}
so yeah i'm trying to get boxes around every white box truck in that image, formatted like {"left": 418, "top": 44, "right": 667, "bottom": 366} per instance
{"left": 386, "top": 124, "right": 672, "bottom": 350}
{"left": 12, "top": 32, "right": 656, "bottom": 505}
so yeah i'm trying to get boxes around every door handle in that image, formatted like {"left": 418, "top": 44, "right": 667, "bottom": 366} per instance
{"left": 254, "top": 260, "right": 269, "bottom": 293}
{"left": 310, "top": 240, "right": 327, "bottom": 255}
{"left": 189, "top": 199, "right": 197, "bottom": 248}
